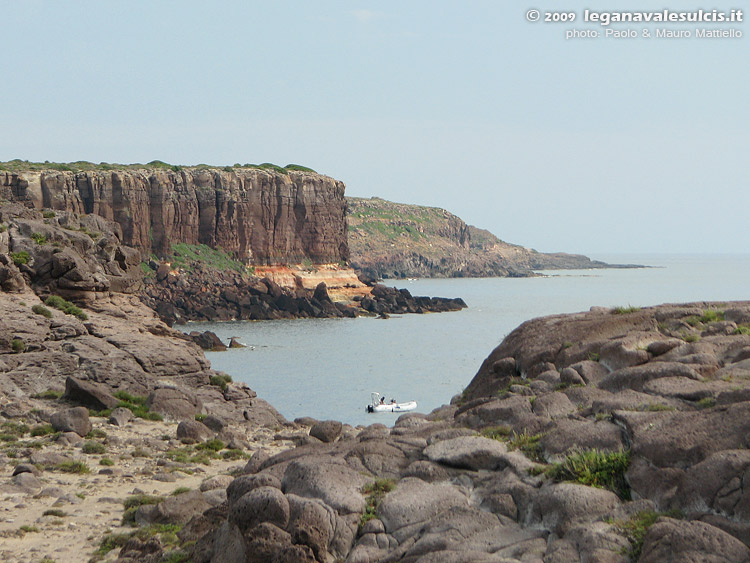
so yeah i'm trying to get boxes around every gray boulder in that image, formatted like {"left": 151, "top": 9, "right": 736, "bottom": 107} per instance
{"left": 135, "top": 490, "right": 212, "bottom": 526}
{"left": 50, "top": 406, "right": 92, "bottom": 437}
{"left": 108, "top": 406, "right": 134, "bottom": 426}
{"left": 228, "top": 486, "right": 290, "bottom": 532}
{"left": 176, "top": 419, "right": 214, "bottom": 444}
{"left": 147, "top": 387, "right": 203, "bottom": 420}
{"left": 63, "top": 376, "right": 119, "bottom": 410}
{"left": 540, "top": 419, "right": 625, "bottom": 460}
{"left": 639, "top": 518, "right": 750, "bottom": 563}
{"left": 282, "top": 456, "right": 369, "bottom": 514}
{"left": 598, "top": 362, "right": 701, "bottom": 393}
{"left": 423, "top": 435, "right": 508, "bottom": 470}
{"left": 309, "top": 420, "right": 343, "bottom": 443}
{"left": 227, "top": 473, "right": 282, "bottom": 505}
{"left": 286, "top": 493, "right": 337, "bottom": 561}
{"left": 529, "top": 483, "right": 620, "bottom": 535}
{"left": 377, "top": 477, "right": 468, "bottom": 541}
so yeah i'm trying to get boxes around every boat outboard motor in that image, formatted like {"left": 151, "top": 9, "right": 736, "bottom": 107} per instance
{"left": 366, "top": 405, "right": 374, "bottom": 413}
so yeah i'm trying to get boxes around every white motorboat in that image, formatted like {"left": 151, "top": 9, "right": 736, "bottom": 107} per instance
{"left": 366, "top": 392, "right": 417, "bottom": 413}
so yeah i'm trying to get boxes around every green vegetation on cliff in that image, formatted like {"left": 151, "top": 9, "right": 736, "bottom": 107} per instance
{"left": 0, "top": 159, "right": 316, "bottom": 175}
{"left": 167, "top": 243, "right": 247, "bottom": 274}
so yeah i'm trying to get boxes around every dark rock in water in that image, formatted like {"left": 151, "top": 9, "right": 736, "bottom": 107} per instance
{"left": 189, "top": 330, "right": 227, "bottom": 351}
{"left": 50, "top": 406, "right": 92, "bottom": 437}
{"left": 63, "top": 376, "right": 119, "bottom": 410}
{"left": 228, "top": 337, "right": 246, "bottom": 348}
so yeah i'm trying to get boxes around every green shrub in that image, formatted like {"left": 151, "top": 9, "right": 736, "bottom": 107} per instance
{"left": 734, "top": 324, "right": 750, "bottom": 335}
{"left": 99, "top": 457, "right": 114, "bottom": 466}
{"left": 612, "top": 305, "right": 640, "bottom": 314}
{"left": 112, "top": 391, "right": 163, "bottom": 421}
{"left": 612, "top": 509, "right": 684, "bottom": 561}
{"left": 31, "top": 232, "right": 47, "bottom": 245}
{"left": 32, "top": 304, "right": 53, "bottom": 318}
{"left": 44, "top": 295, "right": 88, "bottom": 321}
{"left": 87, "top": 428, "right": 107, "bottom": 439}
{"left": 32, "top": 389, "right": 63, "bottom": 400}
{"left": 507, "top": 430, "right": 544, "bottom": 462}
{"left": 53, "top": 461, "right": 90, "bottom": 474}
{"left": 481, "top": 426, "right": 511, "bottom": 440}
{"left": 171, "top": 487, "right": 191, "bottom": 496}
{"left": 42, "top": 210, "right": 56, "bottom": 218}
{"left": 11, "top": 338, "right": 25, "bottom": 353}
{"left": 196, "top": 439, "right": 225, "bottom": 452}
{"left": 360, "top": 479, "right": 396, "bottom": 529}
{"left": 82, "top": 441, "right": 106, "bottom": 454}
{"left": 42, "top": 509, "right": 67, "bottom": 518}
{"left": 697, "top": 397, "right": 716, "bottom": 409}
{"left": 209, "top": 374, "right": 233, "bottom": 392}
{"left": 1, "top": 421, "right": 29, "bottom": 437}
{"left": 221, "top": 448, "right": 249, "bottom": 460}
{"left": 700, "top": 309, "right": 724, "bottom": 323}
{"left": 30, "top": 423, "right": 55, "bottom": 436}
{"left": 545, "top": 449, "right": 631, "bottom": 499}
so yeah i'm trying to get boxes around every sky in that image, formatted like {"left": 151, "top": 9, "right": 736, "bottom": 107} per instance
{"left": 1, "top": 1, "right": 747, "bottom": 255}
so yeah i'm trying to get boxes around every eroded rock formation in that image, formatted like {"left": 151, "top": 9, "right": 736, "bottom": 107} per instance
{"left": 184, "top": 301, "right": 750, "bottom": 562}
{"left": 2, "top": 167, "right": 348, "bottom": 265}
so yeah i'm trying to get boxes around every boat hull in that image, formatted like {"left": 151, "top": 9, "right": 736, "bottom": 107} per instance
{"left": 368, "top": 401, "right": 417, "bottom": 413}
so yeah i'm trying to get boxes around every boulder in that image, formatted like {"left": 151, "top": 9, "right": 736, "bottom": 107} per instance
{"left": 228, "top": 486, "right": 290, "bottom": 532}
{"left": 639, "top": 518, "right": 750, "bottom": 563}
{"left": 598, "top": 362, "right": 701, "bottom": 393}
{"left": 176, "top": 419, "right": 214, "bottom": 444}
{"left": 377, "top": 477, "right": 468, "bottom": 540}
{"left": 200, "top": 474, "right": 234, "bottom": 492}
{"left": 148, "top": 388, "right": 203, "bottom": 420}
{"left": 108, "top": 406, "right": 134, "bottom": 426}
{"left": 227, "top": 473, "right": 282, "bottom": 505}
{"left": 423, "top": 435, "right": 509, "bottom": 470}
{"left": 50, "top": 406, "right": 92, "bottom": 437}
{"left": 135, "top": 490, "right": 212, "bottom": 526}
{"left": 286, "top": 493, "right": 337, "bottom": 561}
{"left": 529, "top": 483, "right": 621, "bottom": 535}
{"left": 532, "top": 392, "right": 576, "bottom": 419}
{"left": 282, "top": 456, "right": 369, "bottom": 514}
{"left": 309, "top": 420, "right": 343, "bottom": 443}
{"left": 539, "top": 419, "right": 625, "bottom": 460}
{"left": 63, "top": 376, "right": 119, "bottom": 410}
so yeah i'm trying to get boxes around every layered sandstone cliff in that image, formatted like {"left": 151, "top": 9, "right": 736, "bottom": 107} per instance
{"left": 2, "top": 167, "right": 348, "bottom": 265}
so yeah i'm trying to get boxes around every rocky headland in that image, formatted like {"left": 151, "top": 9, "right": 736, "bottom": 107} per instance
{"left": 4, "top": 209, "right": 750, "bottom": 563}
{"left": 348, "top": 196, "right": 641, "bottom": 279}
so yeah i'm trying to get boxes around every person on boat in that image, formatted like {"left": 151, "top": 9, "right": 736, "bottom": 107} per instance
{"left": 379, "top": 396, "right": 385, "bottom": 405}
{"left": 390, "top": 398, "right": 397, "bottom": 404}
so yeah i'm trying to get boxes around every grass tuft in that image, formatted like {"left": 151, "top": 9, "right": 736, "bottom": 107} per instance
{"left": 44, "top": 295, "right": 88, "bottom": 320}
{"left": 545, "top": 449, "right": 631, "bottom": 499}
{"left": 360, "top": 478, "right": 396, "bottom": 529}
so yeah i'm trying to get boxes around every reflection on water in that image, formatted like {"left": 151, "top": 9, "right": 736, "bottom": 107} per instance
{"left": 199, "top": 254, "right": 750, "bottom": 426}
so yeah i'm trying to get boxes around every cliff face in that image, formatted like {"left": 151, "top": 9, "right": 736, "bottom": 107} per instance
{"left": 348, "top": 197, "right": 636, "bottom": 279}
{"left": 2, "top": 168, "right": 348, "bottom": 265}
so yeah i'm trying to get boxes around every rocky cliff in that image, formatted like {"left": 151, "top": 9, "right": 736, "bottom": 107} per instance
{"left": 0, "top": 202, "right": 284, "bottom": 425}
{"left": 348, "top": 197, "right": 638, "bottom": 279}
{"left": 2, "top": 164, "right": 348, "bottom": 265}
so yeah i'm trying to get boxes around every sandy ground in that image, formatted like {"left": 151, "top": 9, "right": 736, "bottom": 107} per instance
{"left": 0, "top": 414, "right": 299, "bottom": 563}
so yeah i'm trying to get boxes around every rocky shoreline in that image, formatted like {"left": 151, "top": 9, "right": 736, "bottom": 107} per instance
{"left": 2, "top": 202, "right": 750, "bottom": 561}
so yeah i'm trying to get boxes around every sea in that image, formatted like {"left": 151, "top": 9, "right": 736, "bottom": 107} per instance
{"left": 193, "top": 254, "right": 750, "bottom": 427}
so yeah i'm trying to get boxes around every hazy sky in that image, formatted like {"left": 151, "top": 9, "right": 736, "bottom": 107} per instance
{"left": 1, "top": 1, "right": 747, "bottom": 254}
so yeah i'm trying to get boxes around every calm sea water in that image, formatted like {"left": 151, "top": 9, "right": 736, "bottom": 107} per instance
{"left": 196, "top": 254, "right": 749, "bottom": 427}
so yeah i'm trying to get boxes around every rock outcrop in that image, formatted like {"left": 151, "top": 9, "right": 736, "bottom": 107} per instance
{"left": 181, "top": 301, "right": 750, "bottom": 562}
{"left": 0, "top": 202, "right": 284, "bottom": 427}
{"left": 348, "top": 196, "right": 640, "bottom": 279}
{"left": 2, "top": 166, "right": 348, "bottom": 265}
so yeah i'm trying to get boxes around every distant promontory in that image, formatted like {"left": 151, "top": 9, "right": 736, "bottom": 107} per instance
{"left": 347, "top": 196, "right": 641, "bottom": 279}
